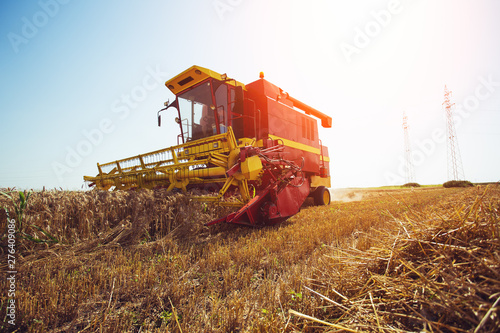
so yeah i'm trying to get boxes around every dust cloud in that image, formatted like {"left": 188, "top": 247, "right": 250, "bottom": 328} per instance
{"left": 330, "top": 189, "right": 365, "bottom": 202}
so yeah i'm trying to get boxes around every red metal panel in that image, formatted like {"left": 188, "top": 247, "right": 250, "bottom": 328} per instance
{"left": 274, "top": 177, "right": 310, "bottom": 220}
{"left": 321, "top": 146, "right": 330, "bottom": 177}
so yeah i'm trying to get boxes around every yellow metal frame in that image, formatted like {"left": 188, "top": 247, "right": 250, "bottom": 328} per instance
{"left": 165, "top": 65, "right": 246, "bottom": 95}
{"left": 311, "top": 175, "right": 331, "bottom": 188}
{"left": 84, "top": 127, "right": 253, "bottom": 207}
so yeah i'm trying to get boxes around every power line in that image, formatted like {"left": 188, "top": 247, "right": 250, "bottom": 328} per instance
{"left": 443, "top": 85, "right": 465, "bottom": 181}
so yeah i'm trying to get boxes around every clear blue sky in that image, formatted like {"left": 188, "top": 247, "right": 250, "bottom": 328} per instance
{"left": 1, "top": 0, "right": 499, "bottom": 190}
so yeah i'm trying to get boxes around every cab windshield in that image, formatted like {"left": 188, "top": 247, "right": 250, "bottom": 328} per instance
{"left": 177, "top": 81, "right": 215, "bottom": 141}
{"left": 177, "top": 80, "right": 230, "bottom": 141}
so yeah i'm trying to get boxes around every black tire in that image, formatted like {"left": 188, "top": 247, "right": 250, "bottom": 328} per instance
{"left": 313, "top": 186, "right": 331, "bottom": 206}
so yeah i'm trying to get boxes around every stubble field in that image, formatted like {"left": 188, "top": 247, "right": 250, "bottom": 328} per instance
{"left": 1, "top": 185, "right": 499, "bottom": 332}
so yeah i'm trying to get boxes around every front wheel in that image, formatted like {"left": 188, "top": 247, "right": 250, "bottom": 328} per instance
{"left": 313, "top": 186, "right": 331, "bottom": 206}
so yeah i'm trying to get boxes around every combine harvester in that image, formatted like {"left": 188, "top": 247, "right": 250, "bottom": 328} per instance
{"left": 84, "top": 66, "right": 332, "bottom": 226}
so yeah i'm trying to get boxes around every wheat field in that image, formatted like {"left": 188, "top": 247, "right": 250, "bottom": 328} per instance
{"left": 0, "top": 185, "right": 499, "bottom": 332}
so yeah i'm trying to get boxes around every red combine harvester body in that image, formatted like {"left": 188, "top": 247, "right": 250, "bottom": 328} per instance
{"left": 84, "top": 66, "right": 332, "bottom": 226}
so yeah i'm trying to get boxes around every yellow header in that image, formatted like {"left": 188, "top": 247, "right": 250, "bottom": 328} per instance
{"left": 165, "top": 65, "right": 246, "bottom": 95}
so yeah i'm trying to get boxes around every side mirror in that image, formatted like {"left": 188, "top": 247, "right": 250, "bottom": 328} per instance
{"left": 157, "top": 99, "right": 178, "bottom": 127}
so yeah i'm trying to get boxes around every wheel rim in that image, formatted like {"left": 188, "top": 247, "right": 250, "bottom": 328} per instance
{"left": 323, "top": 190, "right": 330, "bottom": 205}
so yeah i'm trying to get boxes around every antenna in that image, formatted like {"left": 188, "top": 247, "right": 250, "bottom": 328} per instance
{"left": 403, "top": 111, "right": 415, "bottom": 184}
{"left": 443, "top": 85, "right": 465, "bottom": 181}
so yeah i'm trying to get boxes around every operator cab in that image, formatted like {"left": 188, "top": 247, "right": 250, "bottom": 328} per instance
{"left": 177, "top": 79, "right": 231, "bottom": 141}
{"left": 159, "top": 66, "right": 245, "bottom": 144}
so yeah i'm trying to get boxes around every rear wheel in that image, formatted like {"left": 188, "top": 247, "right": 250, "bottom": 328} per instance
{"left": 313, "top": 186, "right": 331, "bottom": 206}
